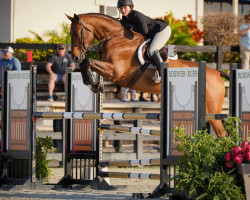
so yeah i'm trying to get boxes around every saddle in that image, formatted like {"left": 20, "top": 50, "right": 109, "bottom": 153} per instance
{"left": 137, "top": 39, "right": 178, "bottom": 67}
{"left": 126, "top": 41, "right": 178, "bottom": 88}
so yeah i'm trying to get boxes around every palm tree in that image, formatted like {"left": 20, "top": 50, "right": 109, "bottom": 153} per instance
{"left": 29, "top": 22, "right": 71, "bottom": 44}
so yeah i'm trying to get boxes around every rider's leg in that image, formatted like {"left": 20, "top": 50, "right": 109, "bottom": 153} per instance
{"left": 151, "top": 50, "right": 163, "bottom": 76}
{"left": 149, "top": 26, "right": 171, "bottom": 76}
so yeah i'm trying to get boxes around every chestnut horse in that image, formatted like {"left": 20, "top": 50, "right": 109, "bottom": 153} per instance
{"left": 66, "top": 13, "right": 228, "bottom": 137}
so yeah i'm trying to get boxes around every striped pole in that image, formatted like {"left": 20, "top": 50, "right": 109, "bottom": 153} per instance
{"left": 99, "top": 171, "right": 160, "bottom": 180}
{"left": 99, "top": 158, "right": 160, "bottom": 167}
{"left": 206, "top": 114, "right": 228, "bottom": 120}
{"left": 33, "top": 112, "right": 227, "bottom": 121}
{"left": 33, "top": 112, "right": 160, "bottom": 120}
{"left": 100, "top": 124, "right": 160, "bottom": 136}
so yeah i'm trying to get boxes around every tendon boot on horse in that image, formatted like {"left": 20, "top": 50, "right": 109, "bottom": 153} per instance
{"left": 79, "top": 59, "right": 104, "bottom": 93}
{"left": 151, "top": 50, "right": 163, "bottom": 84}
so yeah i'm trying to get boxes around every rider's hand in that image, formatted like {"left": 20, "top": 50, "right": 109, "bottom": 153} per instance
{"left": 121, "top": 22, "right": 133, "bottom": 30}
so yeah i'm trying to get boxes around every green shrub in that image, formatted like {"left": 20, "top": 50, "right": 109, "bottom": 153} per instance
{"left": 36, "top": 136, "right": 53, "bottom": 182}
{"left": 15, "top": 37, "right": 55, "bottom": 62}
{"left": 173, "top": 117, "right": 245, "bottom": 199}
{"left": 14, "top": 22, "right": 71, "bottom": 62}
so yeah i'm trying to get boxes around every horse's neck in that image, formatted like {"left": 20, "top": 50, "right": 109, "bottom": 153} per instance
{"left": 83, "top": 15, "right": 122, "bottom": 41}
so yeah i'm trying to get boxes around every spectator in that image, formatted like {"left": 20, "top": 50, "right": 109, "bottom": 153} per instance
{"left": 0, "top": 46, "right": 21, "bottom": 86}
{"left": 120, "top": 87, "right": 138, "bottom": 102}
{"left": 0, "top": 46, "right": 21, "bottom": 127}
{"left": 0, "top": 46, "right": 21, "bottom": 95}
{"left": 46, "top": 43, "right": 75, "bottom": 102}
{"left": 238, "top": 14, "right": 250, "bottom": 69}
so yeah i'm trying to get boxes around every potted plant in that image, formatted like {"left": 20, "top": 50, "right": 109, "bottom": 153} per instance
{"left": 225, "top": 140, "right": 250, "bottom": 199}
{"left": 172, "top": 117, "right": 245, "bottom": 199}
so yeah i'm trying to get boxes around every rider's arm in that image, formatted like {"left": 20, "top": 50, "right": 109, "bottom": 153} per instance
{"left": 133, "top": 13, "right": 148, "bottom": 35}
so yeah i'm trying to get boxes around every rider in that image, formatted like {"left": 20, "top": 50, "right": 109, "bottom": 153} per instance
{"left": 117, "top": 0, "right": 171, "bottom": 82}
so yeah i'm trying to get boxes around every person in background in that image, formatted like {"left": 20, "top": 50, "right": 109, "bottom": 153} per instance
{"left": 46, "top": 43, "right": 75, "bottom": 102}
{"left": 139, "top": 92, "right": 148, "bottom": 101}
{"left": 0, "top": 46, "right": 21, "bottom": 95}
{"left": 238, "top": 13, "right": 250, "bottom": 69}
{"left": 0, "top": 46, "right": 21, "bottom": 127}
{"left": 120, "top": 87, "right": 138, "bottom": 102}
{"left": 0, "top": 46, "right": 21, "bottom": 84}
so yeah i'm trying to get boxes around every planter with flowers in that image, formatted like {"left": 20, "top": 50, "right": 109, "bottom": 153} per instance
{"left": 225, "top": 141, "right": 250, "bottom": 199}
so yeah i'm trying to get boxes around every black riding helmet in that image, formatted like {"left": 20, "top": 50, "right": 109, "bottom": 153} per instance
{"left": 117, "top": 0, "right": 134, "bottom": 9}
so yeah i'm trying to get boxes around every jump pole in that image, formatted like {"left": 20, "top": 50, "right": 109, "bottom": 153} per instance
{"left": 33, "top": 112, "right": 226, "bottom": 121}
{"left": 99, "top": 158, "right": 160, "bottom": 167}
{"left": 100, "top": 124, "right": 160, "bottom": 136}
{"left": 99, "top": 171, "right": 160, "bottom": 180}
{"left": 33, "top": 112, "right": 160, "bottom": 120}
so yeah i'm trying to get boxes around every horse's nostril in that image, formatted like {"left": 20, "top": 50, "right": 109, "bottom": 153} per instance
{"left": 74, "top": 57, "right": 79, "bottom": 62}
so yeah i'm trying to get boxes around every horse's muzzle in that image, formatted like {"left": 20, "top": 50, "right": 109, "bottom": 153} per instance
{"left": 73, "top": 51, "right": 85, "bottom": 63}
{"left": 74, "top": 56, "right": 81, "bottom": 63}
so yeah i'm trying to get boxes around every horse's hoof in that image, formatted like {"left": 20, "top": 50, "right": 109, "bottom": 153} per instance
{"left": 91, "top": 82, "right": 104, "bottom": 93}
{"left": 97, "top": 82, "right": 104, "bottom": 93}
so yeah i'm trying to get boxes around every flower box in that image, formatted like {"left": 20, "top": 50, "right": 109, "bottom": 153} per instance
{"left": 237, "top": 163, "right": 250, "bottom": 200}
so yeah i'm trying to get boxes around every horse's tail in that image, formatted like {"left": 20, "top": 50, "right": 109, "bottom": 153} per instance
{"left": 219, "top": 71, "right": 229, "bottom": 80}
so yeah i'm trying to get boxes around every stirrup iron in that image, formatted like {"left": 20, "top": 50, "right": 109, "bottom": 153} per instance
{"left": 152, "top": 70, "right": 161, "bottom": 84}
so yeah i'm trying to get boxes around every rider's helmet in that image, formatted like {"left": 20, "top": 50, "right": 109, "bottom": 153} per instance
{"left": 117, "top": 0, "right": 134, "bottom": 9}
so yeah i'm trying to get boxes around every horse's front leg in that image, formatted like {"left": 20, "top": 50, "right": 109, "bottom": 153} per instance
{"left": 79, "top": 58, "right": 104, "bottom": 93}
{"left": 88, "top": 59, "right": 116, "bottom": 81}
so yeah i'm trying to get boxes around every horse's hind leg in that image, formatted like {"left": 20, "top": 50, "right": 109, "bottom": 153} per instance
{"left": 206, "top": 71, "right": 227, "bottom": 137}
{"left": 207, "top": 120, "right": 227, "bottom": 137}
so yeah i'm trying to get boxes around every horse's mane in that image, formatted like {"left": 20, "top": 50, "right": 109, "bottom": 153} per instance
{"left": 79, "top": 13, "right": 121, "bottom": 25}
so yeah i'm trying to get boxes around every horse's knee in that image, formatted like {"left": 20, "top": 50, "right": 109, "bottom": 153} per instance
{"left": 80, "top": 58, "right": 90, "bottom": 69}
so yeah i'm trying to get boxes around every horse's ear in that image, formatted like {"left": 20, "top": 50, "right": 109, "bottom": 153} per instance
{"left": 65, "top": 14, "right": 73, "bottom": 22}
{"left": 74, "top": 14, "right": 80, "bottom": 22}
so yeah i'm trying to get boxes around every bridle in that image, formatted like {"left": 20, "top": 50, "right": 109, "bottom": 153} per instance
{"left": 71, "top": 18, "right": 94, "bottom": 54}
{"left": 71, "top": 16, "right": 124, "bottom": 55}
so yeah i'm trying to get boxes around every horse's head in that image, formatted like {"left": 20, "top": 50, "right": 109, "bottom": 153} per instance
{"left": 66, "top": 14, "right": 94, "bottom": 63}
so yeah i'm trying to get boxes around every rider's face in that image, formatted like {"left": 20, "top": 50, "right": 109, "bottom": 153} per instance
{"left": 119, "top": 6, "right": 131, "bottom": 16}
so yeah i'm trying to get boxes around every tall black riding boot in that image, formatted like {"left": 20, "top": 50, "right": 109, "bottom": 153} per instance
{"left": 152, "top": 50, "right": 163, "bottom": 76}
{"left": 151, "top": 50, "right": 163, "bottom": 83}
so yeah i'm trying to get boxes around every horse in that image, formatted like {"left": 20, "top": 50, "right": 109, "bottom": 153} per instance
{"left": 66, "top": 13, "right": 228, "bottom": 137}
